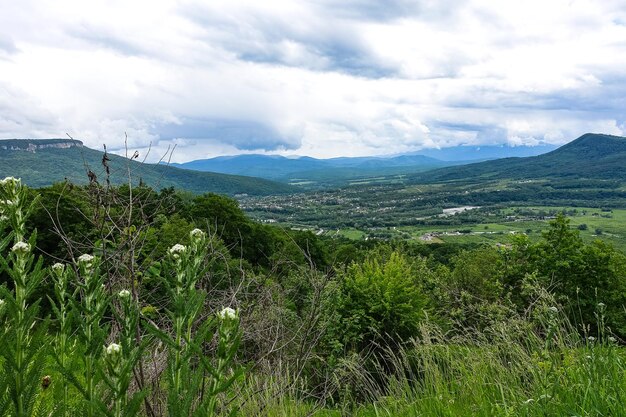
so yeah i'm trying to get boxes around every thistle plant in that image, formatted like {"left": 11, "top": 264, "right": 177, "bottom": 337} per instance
{"left": 99, "top": 289, "right": 148, "bottom": 417}
{"left": 150, "top": 228, "right": 244, "bottom": 417}
{"left": 48, "top": 262, "right": 74, "bottom": 417}
{"left": 71, "top": 254, "right": 109, "bottom": 417}
{"left": 0, "top": 177, "right": 49, "bottom": 417}
{"left": 201, "top": 307, "right": 244, "bottom": 416}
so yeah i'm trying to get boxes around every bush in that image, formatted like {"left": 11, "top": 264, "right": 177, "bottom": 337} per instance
{"left": 333, "top": 250, "right": 429, "bottom": 353}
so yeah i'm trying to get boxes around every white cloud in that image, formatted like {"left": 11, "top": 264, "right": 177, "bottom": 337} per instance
{"left": 0, "top": 0, "right": 625, "bottom": 161}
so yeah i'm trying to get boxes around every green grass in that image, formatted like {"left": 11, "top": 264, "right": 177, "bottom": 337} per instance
{"left": 327, "top": 206, "right": 626, "bottom": 252}
{"left": 337, "top": 228, "right": 367, "bottom": 240}
{"left": 233, "top": 314, "right": 626, "bottom": 417}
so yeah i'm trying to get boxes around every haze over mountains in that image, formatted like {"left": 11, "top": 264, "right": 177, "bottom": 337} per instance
{"left": 174, "top": 143, "right": 556, "bottom": 183}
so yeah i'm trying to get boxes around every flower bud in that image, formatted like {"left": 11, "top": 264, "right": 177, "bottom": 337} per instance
{"left": 218, "top": 307, "right": 237, "bottom": 320}
{"left": 78, "top": 254, "right": 94, "bottom": 263}
{"left": 106, "top": 343, "right": 122, "bottom": 356}
{"left": 77, "top": 254, "right": 94, "bottom": 270}
{"left": 11, "top": 241, "right": 31, "bottom": 255}
{"left": 118, "top": 289, "right": 131, "bottom": 299}
{"left": 0, "top": 176, "right": 19, "bottom": 186}
{"left": 190, "top": 228, "right": 205, "bottom": 240}
{"left": 169, "top": 244, "right": 186, "bottom": 259}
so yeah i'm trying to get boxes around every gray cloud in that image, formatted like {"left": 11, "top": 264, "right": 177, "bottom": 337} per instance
{"left": 66, "top": 24, "right": 146, "bottom": 57}
{"left": 0, "top": 35, "right": 18, "bottom": 55}
{"left": 1, "top": 0, "right": 626, "bottom": 160}
{"left": 155, "top": 118, "right": 301, "bottom": 151}
{"left": 178, "top": 2, "right": 397, "bottom": 78}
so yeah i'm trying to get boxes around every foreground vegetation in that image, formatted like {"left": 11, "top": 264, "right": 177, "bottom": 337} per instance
{"left": 2, "top": 176, "right": 626, "bottom": 416}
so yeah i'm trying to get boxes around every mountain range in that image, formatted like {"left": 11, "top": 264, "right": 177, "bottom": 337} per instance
{"left": 173, "top": 144, "right": 555, "bottom": 183}
{"left": 410, "top": 133, "right": 626, "bottom": 183}
{"left": 0, "top": 139, "right": 292, "bottom": 196}
{"left": 0, "top": 133, "right": 622, "bottom": 195}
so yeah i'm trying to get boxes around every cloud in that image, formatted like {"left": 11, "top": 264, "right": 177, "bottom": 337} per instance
{"left": 0, "top": 0, "right": 625, "bottom": 161}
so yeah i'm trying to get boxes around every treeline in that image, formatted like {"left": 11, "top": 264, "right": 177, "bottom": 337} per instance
{"left": 17, "top": 180, "right": 626, "bottom": 346}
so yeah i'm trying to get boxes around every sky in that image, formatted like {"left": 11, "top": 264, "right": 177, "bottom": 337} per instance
{"left": 1, "top": 0, "right": 625, "bottom": 162}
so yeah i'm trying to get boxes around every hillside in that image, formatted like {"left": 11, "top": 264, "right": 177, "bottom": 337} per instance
{"left": 412, "top": 133, "right": 626, "bottom": 183}
{"left": 0, "top": 139, "right": 293, "bottom": 196}
{"left": 175, "top": 153, "right": 453, "bottom": 182}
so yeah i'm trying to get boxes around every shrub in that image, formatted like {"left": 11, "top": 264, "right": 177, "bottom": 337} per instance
{"left": 334, "top": 250, "right": 429, "bottom": 353}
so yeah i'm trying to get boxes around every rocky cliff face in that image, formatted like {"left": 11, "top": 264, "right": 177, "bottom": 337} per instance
{"left": 0, "top": 139, "right": 83, "bottom": 152}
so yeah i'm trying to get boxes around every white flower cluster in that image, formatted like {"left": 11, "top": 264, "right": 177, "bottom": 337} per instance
{"left": 190, "top": 228, "right": 205, "bottom": 239}
{"left": 77, "top": 254, "right": 95, "bottom": 272}
{"left": 0, "top": 299, "right": 4, "bottom": 307}
{"left": 78, "top": 254, "right": 94, "bottom": 263}
{"left": 106, "top": 343, "right": 122, "bottom": 356}
{"left": 11, "top": 241, "right": 31, "bottom": 255}
{"left": 169, "top": 244, "right": 186, "bottom": 259}
{"left": 118, "top": 289, "right": 131, "bottom": 299}
{"left": 52, "top": 263, "right": 65, "bottom": 273}
{"left": 0, "top": 177, "right": 20, "bottom": 186}
{"left": 218, "top": 307, "right": 237, "bottom": 320}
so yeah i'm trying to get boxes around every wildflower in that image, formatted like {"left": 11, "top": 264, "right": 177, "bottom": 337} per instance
{"left": 51, "top": 263, "right": 65, "bottom": 273}
{"left": 597, "top": 302, "right": 606, "bottom": 311}
{"left": 0, "top": 176, "right": 19, "bottom": 185}
{"left": 588, "top": 336, "right": 596, "bottom": 342}
{"left": 609, "top": 336, "right": 617, "bottom": 343}
{"left": 169, "top": 244, "right": 186, "bottom": 259}
{"left": 78, "top": 254, "right": 94, "bottom": 263}
{"left": 0, "top": 299, "right": 4, "bottom": 307}
{"left": 586, "top": 355, "right": 592, "bottom": 360}
{"left": 548, "top": 306, "right": 558, "bottom": 314}
{"left": 78, "top": 254, "right": 94, "bottom": 269}
{"left": 218, "top": 307, "right": 237, "bottom": 320}
{"left": 106, "top": 343, "right": 122, "bottom": 356}
{"left": 190, "top": 228, "right": 205, "bottom": 239}
{"left": 118, "top": 289, "right": 131, "bottom": 299}
{"left": 11, "top": 241, "right": 31, "bottom": 255}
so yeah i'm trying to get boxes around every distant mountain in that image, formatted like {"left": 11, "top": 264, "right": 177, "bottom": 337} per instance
{"left": 412, "top": 144, "right": 557, "bottom": 161}
{"left": 412, "top": 133, "right": 626, "bottom": 183}
{"left": 0, "top": 139, "right": 292, "bottom": 196}
{"left": 174, "top": 153, "right": 454, "bottom": 182}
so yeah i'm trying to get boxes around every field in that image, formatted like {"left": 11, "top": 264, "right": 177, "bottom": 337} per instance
{"left": 242, "top": 177, "right": 626, "bottom": 251}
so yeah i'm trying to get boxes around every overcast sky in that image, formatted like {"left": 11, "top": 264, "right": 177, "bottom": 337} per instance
{"left": 1, "top": 0, "right": 625, "bottom": 162}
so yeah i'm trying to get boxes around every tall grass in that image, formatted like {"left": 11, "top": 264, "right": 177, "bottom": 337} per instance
{"left": 228, "top": 303, "right": 626, "bottom": 416}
